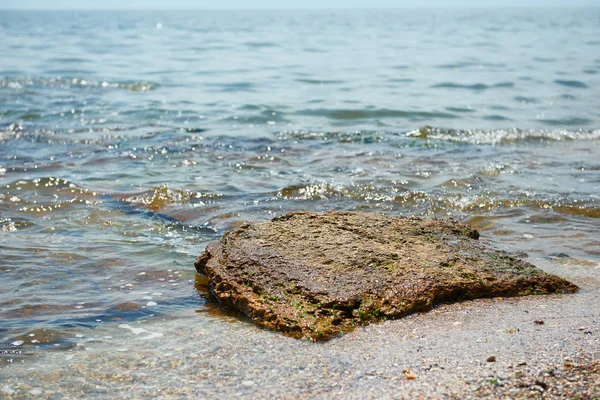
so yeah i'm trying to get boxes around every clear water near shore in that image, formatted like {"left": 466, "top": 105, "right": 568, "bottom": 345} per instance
{"left": 0, "top": 8, "right": 599, "bottom": 381}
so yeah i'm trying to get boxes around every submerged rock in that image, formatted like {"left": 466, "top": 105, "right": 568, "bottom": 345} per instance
{"left": 195, "top": 211, "right": 577, "bottom": 340}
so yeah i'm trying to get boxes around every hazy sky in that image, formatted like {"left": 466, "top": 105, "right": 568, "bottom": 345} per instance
{"left": 1, "top": 0, "right": 598, "bottom": 9}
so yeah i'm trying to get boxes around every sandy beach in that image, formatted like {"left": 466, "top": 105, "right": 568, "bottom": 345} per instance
{"left": 2, "top": 256, "right": 598, "bottom": 399}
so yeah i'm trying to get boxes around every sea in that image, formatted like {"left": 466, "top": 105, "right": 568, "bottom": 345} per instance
{"left": 0, "top": 7, "right": 599, "bottom": 396}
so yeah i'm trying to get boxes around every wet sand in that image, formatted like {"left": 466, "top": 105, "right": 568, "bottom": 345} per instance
{"left": 1, "top": 258, "right": 598, "bottom": 399}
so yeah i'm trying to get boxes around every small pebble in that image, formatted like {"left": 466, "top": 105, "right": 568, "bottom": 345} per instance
{"left": 402, "top": 368, "right": 417, "bottom": 380}
{"left": 2, "top": 386, "right": 15, "bottom": 395}
{"left": 534, "top": 380, "right": 548, "bottom": 390}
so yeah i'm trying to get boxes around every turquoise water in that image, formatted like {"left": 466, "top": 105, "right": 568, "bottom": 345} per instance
{"left": 1, "top": 8, "right": 599, "bottom": 362}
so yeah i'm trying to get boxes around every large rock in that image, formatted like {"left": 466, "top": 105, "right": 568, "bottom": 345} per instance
{"left": 195, "top": 211, "right": 578, "bottom": 340}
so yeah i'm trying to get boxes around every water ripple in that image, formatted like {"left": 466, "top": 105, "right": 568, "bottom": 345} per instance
{"left": 407, "top": 126, "right": 600, "bottom": 144}
{"left": 297, "top": 108, "right": 459, "bottom": 120}
{"left": 0, "top": 77, "right": 158, "bottom": 91}
{"left": 554, "top": 79, "right": 589, "bottom": 88}
{"left": 432, "top": 81, "right": 515, "bottom": 90}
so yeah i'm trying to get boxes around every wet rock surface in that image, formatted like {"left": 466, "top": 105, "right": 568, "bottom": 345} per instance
{"left": 195, "top": 211, "right": 578, "bottom": 340}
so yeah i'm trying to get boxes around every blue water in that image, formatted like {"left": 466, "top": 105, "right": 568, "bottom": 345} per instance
{"left": 0, "top": 8, "right": 599, "bottom": 363}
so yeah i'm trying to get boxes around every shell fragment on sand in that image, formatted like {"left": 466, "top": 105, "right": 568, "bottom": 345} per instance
{"left": 195, "top": 211, "right": 578, "bottom": 340}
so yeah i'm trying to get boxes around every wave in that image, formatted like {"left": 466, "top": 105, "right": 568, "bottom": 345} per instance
{"left": 439, "top": 194, "right": 600, "bottom": 219}
{"left": 278, "top": 126, "right": 600, "bottom": 145}
{"left": 435, "top": 61, "right": 506, "bottom": 70}
{"left": 483, "top": 115, "right": 512, "bottom": 121}
{"left": 244, "top": 41, "right": 278, "bottom": 48}
{"left": 205, "top": 81, "right": 255, "bottom": 92}
{"left": 277, "top": 130, "right": 384, "bottom": 143}
{"left": 407, "top": 126, "right": 600, "bottom": 144}
{"left": 275, "top": 182, "right": 600, "bottom": 218}
{"left": 431, "top": 81, "right": 514, "bottom": 90}
{"left": 554, "top": 79, "right": 588, "bottom": 88}
{"left": 297, "top": 108, "right": 459, "bottom": 120}
{"left": 276, "top": 182, "right": 400, "bottom": 203}
{"left": 0, "top": 77, "right": 158, "bottom": 91}
{"left": 116, "top": 184, "right": 222, "bottom": 212}
{"left": 538, "top": 117, "right": 594, "bottom": 126}
{"left": 445, "top": 107, "right": 476, "bottom": 113}
{"left": 295, "top": 79, "right": 345, "bottom": 85}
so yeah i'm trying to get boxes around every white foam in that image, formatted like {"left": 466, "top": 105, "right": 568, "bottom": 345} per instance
{"left": 118, "top": 324, "right": 164, "bottom": 340}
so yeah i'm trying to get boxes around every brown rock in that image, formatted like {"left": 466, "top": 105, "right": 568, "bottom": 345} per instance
{"left": 195, "top": 211, "right": 578, "bottom": 340}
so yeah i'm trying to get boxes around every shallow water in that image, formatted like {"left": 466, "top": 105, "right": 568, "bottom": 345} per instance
{"left": 0, "top": 8, "right": 599, "bottom": 376}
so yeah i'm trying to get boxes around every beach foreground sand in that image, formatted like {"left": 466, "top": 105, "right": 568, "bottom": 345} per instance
{"left": 1, "top": 258, "right": 599, "bottom": 399}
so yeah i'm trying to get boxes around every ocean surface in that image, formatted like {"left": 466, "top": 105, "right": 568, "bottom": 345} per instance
{"left": 1, "top": 7, "right": 599, "bottom": 392}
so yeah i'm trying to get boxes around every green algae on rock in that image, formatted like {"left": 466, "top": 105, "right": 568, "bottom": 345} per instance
{"left": 195, "top": 211, "right": 578, "bottom": 340}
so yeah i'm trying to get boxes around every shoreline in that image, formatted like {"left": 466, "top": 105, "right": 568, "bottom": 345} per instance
{"left": 2, "top": 259, "right": 598, "bottom": 399}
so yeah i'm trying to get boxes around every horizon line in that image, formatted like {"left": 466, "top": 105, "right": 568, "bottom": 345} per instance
{"left": 2, "top": 5, "right": 599, "bottom": 10}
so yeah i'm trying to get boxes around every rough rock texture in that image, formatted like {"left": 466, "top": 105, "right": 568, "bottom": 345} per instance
{"left": 195, "top": 211, "right": 577, "bottom": 340}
